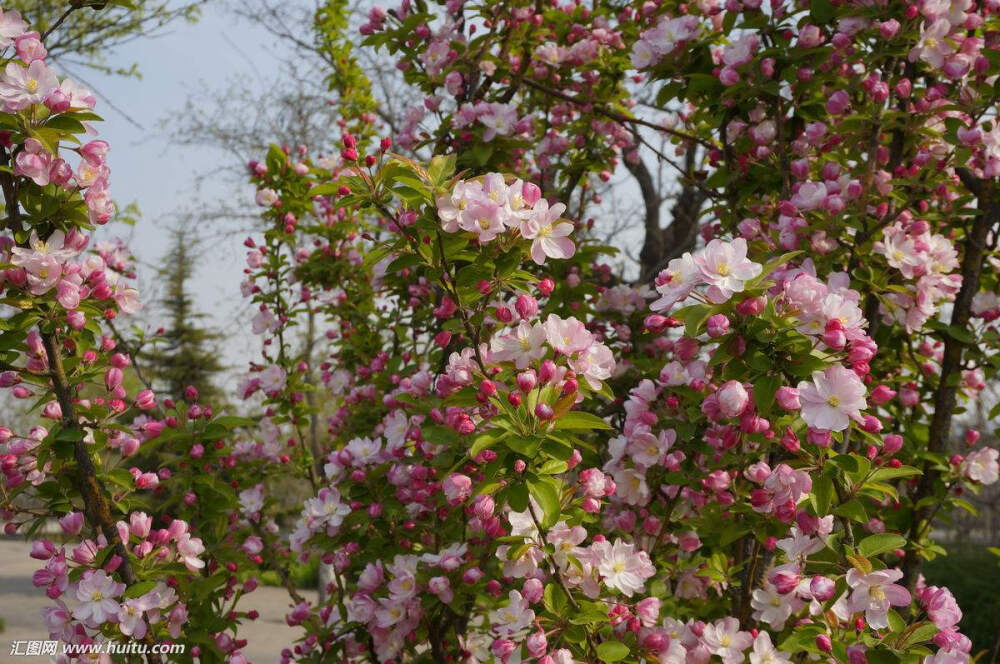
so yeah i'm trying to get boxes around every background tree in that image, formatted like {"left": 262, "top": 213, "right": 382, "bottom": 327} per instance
{"left": 13, "top": 0, "right": 205, "bottom": 78}
{"left": 141, "top": 226, "right": 226, "bottom": 406}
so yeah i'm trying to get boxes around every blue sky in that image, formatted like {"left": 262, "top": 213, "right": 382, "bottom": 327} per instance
{"left": 75, "top": 3, "right": 300, "bottom": 378}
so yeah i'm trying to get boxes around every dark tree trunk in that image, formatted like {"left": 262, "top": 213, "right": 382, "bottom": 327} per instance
{"left": 627, "top": 150, "right": 706, "bottom": 283}
{"left": 901, "top": 170, "right": 998, "bottom": 588}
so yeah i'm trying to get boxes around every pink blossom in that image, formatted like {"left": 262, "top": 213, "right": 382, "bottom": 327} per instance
{"left": 695, "top": 238, "right": 763, "bottom": 303}
{"left": 0, "top": 60, "right": 58, "bottom": 110}
{"left": 702, "top": 617, "right": 753, "bottom": 664}
{"left": 910, "top": 19, "right": 954, "bottom": 69}
{"left": 922, "top": 586, "right": 962, "bottom": 629}
{"left": 478, "top": 102, "right": 518, "bottom": 141}
{"left": 593, "top": 538, "right": 656, "bottom": 597}
{"left": 544, "top": 314, "right": 593, "bottom": 355}
{"left": 13, "top": 138, "right": 53, "bottom": 185}
{"left": 15, "top": 32, "right": 47, "bottom": 63}
{"left": 521, "top": 199, "right": 575, "bottom": 265}
{"left": 651, "top": 253, "right": 699, "bottom": 311}
{"left": 0, "top": 9, "right": 28, "bottom": 48}
{"left": 775, "top": 386, "right": 801, "bottom": 410}
{"left": 846, "top": 568, "right": 912, "bottom": 630}
{"left": 73, "top": 570, "right": 125, "bottom": 626}
{"left": 176, "top": 533, "right": 206, "bottom": 571}
{"left": 442, "top": 473, "right": 472, "bottom": 504}
{"left": 489, "top": 590, "right": 534, "bottom": 635}
{"left": 961, "top": 447, "right": 998, "bottom": 484}
{"left": 791, "top": 181, "right": 827, "bottom": 211}
{"left": 797, "top": 365, "right": 867, "bottom": 431}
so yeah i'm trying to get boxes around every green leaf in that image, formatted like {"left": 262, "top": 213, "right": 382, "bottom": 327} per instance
{"left": 543, "top": 583, "right": 569, "bottom": 614}
{"left": 673, "top": 303, "right": 722, "bottom": 337}
{"left": 811, "top": 471, "right": 834, "bottom": 516}
{"left": 470, "top": 432, "right": 503, "bottom": 458}
{"left": 952, "top": 498, "right": 979, "bottom": 515}
{"left": 899, "top": 622, "right": 939, "bottom": 647}
{"left": 833, "top": 499, "right": 868, "bottom": 523}
{"left": 507, "top": 483, "right": 529, "bottom": 512}
{"left": 471, "top": 143, "right": 494, "bottom": 166}
{"left": 753, "top": 374, "right": 781, "bottom": 415}
{"left": 427, "top": 154, "right": 457, "bottom": 184}
{"left": 596, "top": 641, "right": 630, "bottom": 662}
{"left": 869, "top": 466, "right": 922, "bottom": 482}
{"left": 505, "top": 436, "right": 541, "bottom": 457}
{"left": 537, "top": 459, "right": 568, "bottom": 475}
{"left": 122, "top": 580, "right": 158, "bottom": 599}
{"left": 527, "top": 478, "right": 562, "bottom": 529}
{"left": 858, "top": 533, "right": 906, "bottom": 557}
{"left": 211, "top": 415, "right": 256, "bottom": 429}
{"left": 552, "top": 411, "right": 612, "bottom": 431}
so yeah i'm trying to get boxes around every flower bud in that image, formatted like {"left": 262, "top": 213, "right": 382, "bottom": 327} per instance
{"left": 514, "top": 294, "right": 538, "bottom": 319}
{"left": 534, "top": 403, "right": 554, "bottom": 421}
{"left": 717, "top": 380, "right": 750, "bottom": 418}
{"left": 775, "top": 386, "right": 801, "bottom": 410}
{"left": 706, "top": 314, "right": 730, "bottom": 338}
{"left": 736, "top": 296, "right": 766, "bottom": 315}
{"left": 516, "top": 370, "right": 537, "bottom": 393}
{"left": 810, "top": 575, "right": 836, "bottom": 601}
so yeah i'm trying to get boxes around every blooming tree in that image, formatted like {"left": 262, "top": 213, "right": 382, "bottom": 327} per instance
{"left": 2, "top": 1, "right": 1000, "bottom": 664}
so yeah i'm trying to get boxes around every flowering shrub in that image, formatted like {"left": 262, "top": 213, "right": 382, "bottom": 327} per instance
{"left": 3, "top": 1, "right": 1000, "bottom": 664}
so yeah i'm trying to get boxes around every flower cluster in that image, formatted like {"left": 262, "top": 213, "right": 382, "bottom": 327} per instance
{"left": 436, "top": 174, "right": 576, "bottom": 264}
{"left": 874, "top": 220, "right": 961, "bottom": 331}
{"left": 650, "top": 238, "right": 763, "bottom": 311}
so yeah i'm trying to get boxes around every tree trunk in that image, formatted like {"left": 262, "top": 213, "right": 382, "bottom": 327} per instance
{"left": 627, "top": 151, "right": 705, "bottom": 283}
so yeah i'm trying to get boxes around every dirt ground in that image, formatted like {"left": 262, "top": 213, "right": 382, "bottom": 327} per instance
{"left": 0, "top": 538, "right": 316, "bottom": 663}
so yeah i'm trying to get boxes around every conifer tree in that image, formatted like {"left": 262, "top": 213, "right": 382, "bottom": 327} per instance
{"left": 142, "top": 227, "right": 225, "bottom": 406}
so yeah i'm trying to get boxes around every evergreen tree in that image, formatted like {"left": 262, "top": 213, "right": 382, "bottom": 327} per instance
{"left": 142, "top": 228, "right": 225, "bottom": 406}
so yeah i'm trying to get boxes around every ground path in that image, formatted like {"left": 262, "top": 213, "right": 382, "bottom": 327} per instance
{"left": 0, "top": 538, "right": 316, "bottom": 663}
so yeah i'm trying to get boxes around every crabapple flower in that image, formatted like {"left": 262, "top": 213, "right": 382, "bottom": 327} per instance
{"left": 176, "top": 533, "right": 206, "bottom": 572}
{"left": 797, "top": 365, "right": 867, "bottom": 432}
{"left": 702, "top": 617, "right": 753, "bottom": 664}
{"left": 695, "top": 238, "right": 763, "bottom": 303}
{"left": 460, "top": 198, "right": 506, "bottom": 243}
{"left": 593, "top": 538, "right": 656, "bottom": 597}
{"left": 489, "top": 590, "right": 534, "bottom": 635}
{"left": 442, "top": 473, "right": 472, "bottom": 505}
{"left": 846, "top": 568, "right": 912, "bottom": 630}
{"left": 436, "top": 180, "right": 475, "bottom": 233}
{"left": 0, "top": 9, "right": 27, "bottom": 48}
{"left": 749, "top": 631, "right": 793, "bottom": 664}
{"left": 73, "top": 570, "right": 125, "bottom": 626}
{"left": 791, "top": 181, "right": 827, "bottom": 211}
{"left": 478, "top": 102, "right": 518, "bottom": 141}
{"left": 569, "top": 342, "right": 616, "bottom": 389}
{"left": 910, "top": 19, "right": 953, "bottom": 69}
{"left": 651, "top": 253, "right": 699, "bottom": 311}
{"left": 436, "top": 175, "right": 575, "bottom": 263}
{"left": 239, "top": 484, "right": 265, "bottom": 515}
{"left": 544, "top": 314, "right": 593, "bottom": 355}
{"left": 118, "top": 595, "right": 155, "bottom": 638}
{"left": 631, "top": 15, "right": 700, "bottom": 68}
{"left": 0, "top": 59, "right": 58, "bottom": 110}
{"left": 491, "top": 321, "right": 548, "bottom": 369}
{"left": 751, "top": 583, "right": 801, "bottom": 629}
{"left": 961, "top": 447, "right": 998, "bottom": 485}
{"left": 922, "top": 586, "right": 962, "bottom": 629}
{"left": 520, "top": 199, "right": 575, "bottom": 265}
